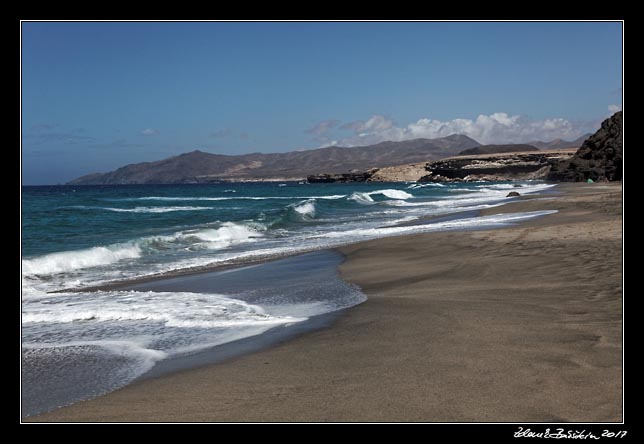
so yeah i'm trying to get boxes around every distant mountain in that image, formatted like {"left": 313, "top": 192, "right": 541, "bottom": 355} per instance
{"left": 528, "top": 134, "right": 591, "bottom": 150}
{"left": 68, "top": 135, "right": 481, "bottom": 184}
{"left": 458, "top": 144, "right": 539, "bottom": 156}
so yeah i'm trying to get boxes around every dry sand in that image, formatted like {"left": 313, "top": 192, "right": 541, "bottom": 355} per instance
{"left": 28, "top": 183, "right": 623, "bottom": 422}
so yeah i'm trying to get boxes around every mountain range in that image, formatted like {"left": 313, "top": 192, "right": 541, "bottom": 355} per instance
{"left": 457, "top": 144, "right": 540, "bottom": 156}
{"left": 68, "top": 134, "right": 588, "bottom": 185}
{"left": 527, "top": 134, "right": 590, "bottom": 150}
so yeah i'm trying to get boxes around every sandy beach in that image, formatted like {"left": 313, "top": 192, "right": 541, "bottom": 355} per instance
{"left": 27, "top": 182, "right": 622, "bottom": 422}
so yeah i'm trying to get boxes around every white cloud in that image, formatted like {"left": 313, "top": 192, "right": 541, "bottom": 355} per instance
{"left": 332, "top": 112, "right": 586, "bottom": 146}
{"left": 340, "top": 114, "right": 395, "bottom": 133}
{"left": 608, "top": 104, "right": 622, "bottom": 114}
{"left": 141, "top": 128, "right": 158, "bottom": 136}
{"left": 306, "top": 120, "right": 340, "bottom": 136}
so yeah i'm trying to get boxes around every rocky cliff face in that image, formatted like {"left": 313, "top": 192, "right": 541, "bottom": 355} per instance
{"left": 308, "top": 163, "right": 434, "bottom": 183}
{"left": 367, "top": 163, "right": 428, "bottom": 182}
{"left": 307, "top": 170, "right": 378, "bottom": 183}
{"left": 419, "top": 150, "right": 575, "bottom": 183}
{"left": 547, "top": 112, "right": 622, "bottom": 182}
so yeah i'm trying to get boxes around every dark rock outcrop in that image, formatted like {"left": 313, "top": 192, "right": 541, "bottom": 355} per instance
{"left": 419, "top": 151, "right": 574, "bottom": 183}
{"left": 307, "top": 169, "right": 378, "bottom": 183}
{"left": 506, "top": 191, "right": 521, "bottom": 197}
{"left": 458, "top": 144, "right": 539, "bottom": 156}
{"left": 547, "top": 112, "right": 622, "bottom": 182}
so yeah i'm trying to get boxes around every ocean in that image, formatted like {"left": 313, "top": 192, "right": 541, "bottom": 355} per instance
{"left": 21, "top": 180, "right": 556, "bottom": 416}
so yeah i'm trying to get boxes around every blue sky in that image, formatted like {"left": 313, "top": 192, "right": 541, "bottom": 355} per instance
{"left": 22, "top": 21, "right": 622, "bottom": 184}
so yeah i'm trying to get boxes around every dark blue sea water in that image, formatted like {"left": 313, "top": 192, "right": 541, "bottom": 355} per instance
{"left": 21, "top": 180, "right": 557, "bottom": 416}
{"left": 22, "top": 181, "right": 556, "bottom": 284}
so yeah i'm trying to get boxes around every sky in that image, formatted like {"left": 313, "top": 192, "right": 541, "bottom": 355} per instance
{"left": 22, "top": 21, "right": 623, "bottom": 184}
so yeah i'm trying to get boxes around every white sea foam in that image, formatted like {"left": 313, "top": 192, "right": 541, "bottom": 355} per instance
{"left": 176, "top": 210, "right": 558, "bottom": 277}
{"left": 407, "top": 183, "right": 446, "bottom": 189}
{"left": 22, "top": 290, "right": 304, "bottom": 329}
{"left": 126, "top": 195, "right": 346, "bottom": 201}
{"left": 23, "top": 339, "right": 169, "bottom": 373}
{"left": 178, "top": 222, "right": 264, "bottom": 249}
{"left": 368, "top": 189, "right": 413, "bottom": 200}
{"left": 423, "top": 182, "right": 445, "bottom": 187}
{"left": 21, "top": 288, "right": 312, "bottom": 380}
{"left": 135, "top": 222, "right": 265, "bottom": 251}
{"left": 291, "top": 200, "right": 316, "bottom": 219}
{"left": 320, "top": 210, "right": 558, "bottom": 239}
{"left": 21, "top": 221, "right": 263, "bottom": 279}
{"left": 476, "top": 183, "right": 556, "bottom": 193}
{"left": 348, "top": 188, "right": 414, "bottom": 204}
{"left": 476, "top": 183, "right": 524, "bottom": 190}
{"left": 92, "top": 341, "right": 168, "bottom": 372}
{"left": 102, "top": 206, "right": 211, "bottom": 213}
{"left": 22, "top": 244, "right": 141, "bottom": 276}
{"left": 66, "top": 205, "right": 212, "bottom": 213}
{"left": 348, "top": 192, "right": 375, "bottom": 204}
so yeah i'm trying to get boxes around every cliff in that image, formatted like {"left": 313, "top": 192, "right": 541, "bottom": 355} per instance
{"left": 419, "top": 150, "right": 576, "bottom": 183}
{"left": 368, "top": 163, "right": 428, "bottom": 182}
{"left": 547, "top": 112, "right": 622, "bottom": 182}
{"left": 307, "top": 163, "right": 430, "bottom": 183}
{"left": 307, "top": 170, "right": 378, "bottom": 183}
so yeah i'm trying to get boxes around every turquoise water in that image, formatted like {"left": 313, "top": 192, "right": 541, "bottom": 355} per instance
{"left": 22, "top": 181, "right": 555, "bottom": 290}
{"left": 21, "top": 180, "right": 557, "bottom": 416}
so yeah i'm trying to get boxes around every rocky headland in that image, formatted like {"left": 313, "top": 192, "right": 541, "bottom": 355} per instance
{"left": 306, "top": 170, "right": 378, "bottom": 183}
{"left": 368, "top": 163, "right": 428, "bottom": 182}
{"left": 418, "top": 150, "right": 576, "bottom": 183}
{"left": 418, "top": 111, "right": 622, "bottom": 184}
{"left": 547, "top": 111, "right": 622, "bottom": 182}
{"left": 307, "top": 164, "right": 429, "bottom": 183}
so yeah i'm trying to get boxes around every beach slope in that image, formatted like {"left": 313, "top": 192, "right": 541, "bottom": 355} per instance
{"left": 29, "top": 183, "right": 622, "bottom": 422}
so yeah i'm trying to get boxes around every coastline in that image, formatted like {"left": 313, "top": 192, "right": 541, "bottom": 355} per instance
{"left": 26, "top": 182, "right": 623, "bottom": 422}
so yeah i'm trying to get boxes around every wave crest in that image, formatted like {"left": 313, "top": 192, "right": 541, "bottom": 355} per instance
{"left": 22, "top": 244, "right": 141, "bottom": 276}
{"left": 104, "top": 206, "right": 211, "bottom": 213}
{"left": 290, "top": 199, "right": 316, "bottom": 220}
{"left": 177, "top": 222, "right": 264, "bottom": 250}
{"left": 22, "top": 221, "right": 264, "bottom": 277}
{"left": 369, "top": 189, "right": 413, "bottom": 200}
{"left": 348, "top": 188, "right": 413, "bottom": 204}
{"left": 348, "top": 192, "right": 375, "bottom": 204}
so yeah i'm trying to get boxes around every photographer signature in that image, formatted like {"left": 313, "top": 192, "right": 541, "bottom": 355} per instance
{"left": 515, "top": 427, "right": 627, "bottom": 439}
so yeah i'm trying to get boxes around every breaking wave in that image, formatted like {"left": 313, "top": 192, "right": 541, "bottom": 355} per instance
{"left": 22, "top": 244, "right": 142, "bottom": 276}
{"left": 22, "top": 222, "right": 264, "bottom": 276}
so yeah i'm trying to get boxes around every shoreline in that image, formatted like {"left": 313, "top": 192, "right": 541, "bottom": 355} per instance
{"left": 51, "top": 183, "right": 556, "bottom": 295}
{"left": 22, "top": 250, "right": 362, "bottom": 419}
{"left": 26, "top": 182, "right": 622, "bottom": 422}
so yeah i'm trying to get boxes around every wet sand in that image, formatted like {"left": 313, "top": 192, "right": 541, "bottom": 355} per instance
{"left": 28, "top": 182, "right": 622, "bottom": 422}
